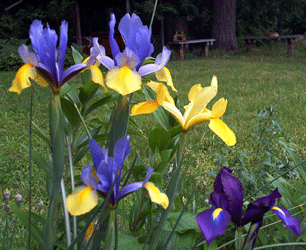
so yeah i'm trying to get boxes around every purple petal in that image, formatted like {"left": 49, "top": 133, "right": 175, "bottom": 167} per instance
{"left": 18, "top": 45, "right": 39, "bottom": 65}
{"left": 209, "top": 192, "right": 229, "bottom": 210}
{"left": 60, "top": 63, "right": 87, "bottom": 86}
{"left": 196, "top": 208, "right": 231, "bottom": 246}
{"left": 89, "top": 139, "right": 108, "bottom": 170}
{"left": 30, "top": 20, "right": 58, "bottom": 82}
{"left": 219, "top": 167, "right": 244, "bottom": 226}
{"left": 242, "top": 188, "right": 282, "bottom": 225}
{"left": 58, "top": 21, "right": 68, "bottom": 81}
{"left": 109, "top": 14, "right": 120, "bottom": 60}
{"left": 115, "top": 181, "right": 143, "bottom": 203}
{"left": 93, "top": 37, "right": 115, "bottom": 70}
{"left": 113, "top": 135, "right": 130, "bottom": 168}
{"left": 138, "top": 47, "right": 171, "bottom": 76}
{"left": 80, "top": 165, "right": 98, "bottom": 189}
{"left": 272, "top": 206, "right": 301, "bottom": 236}
{"left": 213, "top": 166, "right": 233, "bottom": 193}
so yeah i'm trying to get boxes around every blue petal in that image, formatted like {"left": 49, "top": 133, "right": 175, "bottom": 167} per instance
{"left": 30, "top": 20, "right": 58, "bottom": 82}
{"left": 138, "top": 47, "right": 171, "bottom": 76}
{"left": 58, "top": 21, "right": 68, "bottom": 81}
{"left": 109, "top": 14, "right": 120, "bottom": 61}
{"left": 218, "top": 167, "right": 244, "bottom": 226}
{"left": 196, "top": 208, "right": 231, "bottom": 246}
{"left": 209, "top": 192, "right": 229, "bottom": 210}
{"left": 272, "top": 206, "right": 301, "bottom": 236}
{"left": 115, "top": 48, "right": 140, "bottom": 69}
{"left": 80, "top": 165, "right": 98, "bottom": 189}
{"left": 93, "top": 37, "right": 115, "bottom": 70}
{"left": 113, "top": 135, "right": 130, "bottom": 168}
{"left": 115, "top": 181, "right": 143, "bottom": 203}
{"left": 89, "top": 139, "right": 108, "bottom": 170}
{"left": 60, "top": 63, "right": 88, "bottom": 86}
{"left": 242, "top": 188, "right": 281, "bottom": 225}
{"left": 18, "top": 45, "right": 39, "bottom": 65}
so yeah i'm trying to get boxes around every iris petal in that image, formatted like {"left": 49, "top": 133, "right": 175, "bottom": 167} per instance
{"left": 144, "top": 182, "right": 169, "bottom": 209}
{"left": 9, "top": 64, "right": 35, "bottom": 95}
{"left": 271, "top": 206, "right": 301, "bottom": 236}
{"left": 156, "top": 67, "right": 177, "bottom": 92}
{"left": 196, "top": 208, "right": 231, "bottom": 246}
{"left": 88, "top": 65, "right": 107, "bottom": 92}
{"left": 65, "top": 186, "right": 98, "bottom": 216}
{"left": 130, "top": 100, "right": 160, "bottom": 116}
{"left": 209, "top": 119, "right": 237, "bottom": 146}
{"left": 106, "top": 66, "right": 142, "bottom": 95}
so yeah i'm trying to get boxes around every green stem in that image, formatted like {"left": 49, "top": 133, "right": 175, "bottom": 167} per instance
{"left": 28, "top": 86, "right": 34, "bottom": 250}
{"left": 44, "top": 93, "right": 65, "bottom": 250}
{"left": 149, "top": 0, "right": 159, "bottom": 29}
{"left": 106, "top": 94, "right": 131, "bottom": 156}
{"left": 237, "top": 227, "right": 243, "bottom": 250}
{"left": 66, "top": 136, "right": 77, "bottom": 249}
{"left": 74, "top": 103, "right": 92, "bottom": 139}
{"left": 61, "top": 178, "right": 71, "bottom": 246}
{"left": 104, "top": 209, "right": 116, "bottom": 250}
{"left": 148, "top": 132, "right": 187, "bottom": 250}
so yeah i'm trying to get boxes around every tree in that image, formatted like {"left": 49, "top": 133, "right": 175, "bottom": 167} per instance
{"left": 212, "top": 0, "right": 238, "bottom": 50}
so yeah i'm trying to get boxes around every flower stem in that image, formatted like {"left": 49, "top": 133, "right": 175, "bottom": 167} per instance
{"left": 104, "top": 209, "right": 116, "bottom": 250}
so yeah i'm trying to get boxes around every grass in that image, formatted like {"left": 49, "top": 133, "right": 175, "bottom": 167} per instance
{"left": 1, "top": 48, "right": 306, "bottom": 248}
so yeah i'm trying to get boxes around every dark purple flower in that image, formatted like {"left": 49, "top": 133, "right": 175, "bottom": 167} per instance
{"left": 196, "top": 167, "right": 301, "bottom": 246}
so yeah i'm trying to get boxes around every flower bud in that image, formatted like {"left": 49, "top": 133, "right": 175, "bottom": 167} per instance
{"left": 3, "top": 188, "right": 10, "bottom": 202}
{"left": 4, "top": 203, "right": 10, "bottom": 213}
{"left": 15, "top": 193, "right": 22, "bottom": 206}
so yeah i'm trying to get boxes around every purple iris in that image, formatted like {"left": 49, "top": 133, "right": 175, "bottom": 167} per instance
{"left": 196, "top": 167, "right": 301, "bottom": 246}
{"left": 27, "top": 20, "right": 97, "bottom": 92}
{"left": 83, "top": 136, "right": 155, "bottom": 206}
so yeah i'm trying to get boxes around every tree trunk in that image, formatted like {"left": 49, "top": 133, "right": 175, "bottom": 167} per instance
{"left": 212, "top": 0, "right": 238, "bottom": 50}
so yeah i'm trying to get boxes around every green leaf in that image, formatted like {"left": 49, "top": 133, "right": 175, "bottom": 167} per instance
{"left": 79, "top": 81, "right": 100, "bottom": 105}
{"left": 117, "top": 232, "right": 144, "bottom": 250}
{"left": 83, "top": 94, "right": 118, "bottom": 117}
{"left": 60, "top": 96, "right": 80, "bottom": 128}
{"left": 31, "top": 122, "right": 51, "bottom": 145}
{"left": 163, "top": 212, "right": 199, "bottom": 234}
{"left": 11, "top": 204, "right": 45, "bottom": 245}
{"left": 148, "top": 127, "right": 170, "bottom": 153}
{"left": 71, "top": 46, "right": 84, "bottom": 64}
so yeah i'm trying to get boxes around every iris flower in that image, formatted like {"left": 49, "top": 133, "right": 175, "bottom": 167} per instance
{"left": 66, "top": 136, "right": 169, "bottom": 216}
{"left": 9, "top": 19, "right": 104, "bottom": 95}
{"left": 131, "top": 76, "right": 236, "bottom": 146}
{"left": 94, "top": 13, "right": 174, "bottom": 96}
{"left": 196, "top": 167, "right": 301, "bottom": 246}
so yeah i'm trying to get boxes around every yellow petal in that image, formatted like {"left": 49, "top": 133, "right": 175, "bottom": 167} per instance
{"left": 106, "top": 65, "right": 141, "bottom": 95}
{"left": 83, "top": 57, "right": 101, "bottom": 67}
{"left": 211, "top": 98, "right": 227, "bottom": 118}
{"left": 184, "top": 82, "right": 218, "bottom": 123}
{"left": 88, "top": 65, "right": 107, "bottom": 92}
{"left": 211, "top": 75, "right": 218, "bottom": 87}
{"left": 162, "top": 101, "right": 185, "bottom": 129}
{"left": 9, "top": 64, "right": 35, "bottom": 95}
{"left": 209, "top": 119, "right": 236, "bottom": 146}
{"left": 144, "top": 182, "right": 169, "bottom": 209}
{"left": 147, "top": 81, "right": 160, "bottom": 93}
{"left": 156, "top": 83, "right": 175, "bottom": 106}
{"left": 65, "top": 186, "right": 98, "bottom": 216}
{"left": 131, "top": 100, "right": 159, "bottom": 116}
{"left": 188, "top": 84, "right": 203, "bottom": 103}
{"left": 34, "top": 73, "right": 49, "bottom": 87}
{"left": 156, "top": 67, "right": 177, "bottom": 92}
{"left": 184, "top": 112, "right": 213, "bottom": 131}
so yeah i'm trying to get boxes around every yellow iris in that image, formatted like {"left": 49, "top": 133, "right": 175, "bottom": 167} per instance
{"left": 131, "top": 76, "right": 236, "bottom": 146}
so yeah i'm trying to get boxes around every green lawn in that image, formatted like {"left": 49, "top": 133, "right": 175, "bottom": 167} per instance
{"left": 1, "top": 53, "right": 306, "bottom": 248}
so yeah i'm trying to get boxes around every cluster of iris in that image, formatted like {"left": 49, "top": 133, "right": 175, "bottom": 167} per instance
{"left": 9, "top": 12, "right": 301, "bottom": 248}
